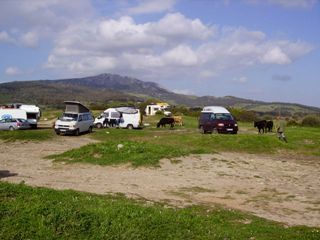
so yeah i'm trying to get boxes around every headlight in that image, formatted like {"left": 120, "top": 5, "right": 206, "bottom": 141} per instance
{"left": 218, "top": 123, "right": 224, "bottom": 127}
{"left": 234, "top": 123, "right": 238, "bottom": 127}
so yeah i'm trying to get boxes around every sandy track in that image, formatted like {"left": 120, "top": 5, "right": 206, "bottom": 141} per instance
{"left": 1, "top": 136, "right": 319, "bottom": 227}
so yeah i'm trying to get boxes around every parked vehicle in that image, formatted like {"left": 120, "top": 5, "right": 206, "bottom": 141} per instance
{"left": 94, "top": 107, "right": 141, "bottom": 129}
{"left": 0, "top": 118, "right": 31, "bottom": 131}
{"left": 0, "top": 104, "right": 41, "bottom": 128}
{"left": 198, "top": 106, "right": 238, "bottom": 134}
{"left": 19, "top": 104, "right": 41, "bottom": 128}
{"left": 54, "top": 101, "right": 94, "bottom": 136}
{"left": 0, "top": 109, "right": 27, "bottom": 121}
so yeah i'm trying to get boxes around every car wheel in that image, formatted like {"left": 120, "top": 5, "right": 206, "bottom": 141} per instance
{"left": 127, "top": 124, "right": 133, "bottom": 130}
{"left": 56, "top": 131, "right": 60, "bottom": 135}
{"left": 199, "top": 126, "right": 206, "bottom": 134}
{"left": 9, "top": 126, "right": 14, "bottom": 131}
{"left": 75, "top": 129, "right": 80, "bottom": 136}
{"left": 96, "top": 123, "right": 102, "bottom": 129}
{"left": 88, "top": 126, "right": 93, "bottom": 133}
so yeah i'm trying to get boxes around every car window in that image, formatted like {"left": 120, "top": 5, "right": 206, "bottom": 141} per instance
{"left": 61, "top": 113, "right": 78, "bottom": 121}
{"left": 215, "top": 113, "right": 233, "bottom": 120}
{"left": 208, "top": 114, "right": 215, "bottom": 120}
{"left": 200, "top": 113, "right": 211, "bottom": 120}
{"left": 111, "top": 112, "right": 120, "bottom": 118}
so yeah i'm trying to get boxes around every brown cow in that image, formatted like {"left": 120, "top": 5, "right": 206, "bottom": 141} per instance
{"left": 173, "top": 116, "right": 183, "bottom": 126}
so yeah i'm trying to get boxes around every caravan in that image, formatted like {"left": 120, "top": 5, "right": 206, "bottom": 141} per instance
{"left": 19, "top": 105, "right": 41, "bottom": 128}
{"left": 94, "top": 107, "right": 141, "bottom": 129}
{"left": 0, "top": 108, "right": 27, "bottom": 121}
{"left": 0, "top": 104, "right": 41, "bottom": 128}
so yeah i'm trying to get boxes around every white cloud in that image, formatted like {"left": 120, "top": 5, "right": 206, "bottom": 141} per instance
{"left": 246, "top": 0, "right": 317, "bottom": 8}
{"left": 267, "top": 0, "right": 317, "bottom": 8}
{"left": 150, "top": 12, "right": 214, "bottom": 40}
{"left": 162, "top": 45, "right": 198, "bottom": 66}
{"left": 45, "top": 13, "right": 213, "bottom": 73}
{"left": 232, "top": 76, "right": 248, "bottom": 83}
{"left": 5, "top": 67, "right": 21, "bottom": 76}
{"left": 0, "top": 31, "right": 15, "bottom": 44}
{"left": 127, "top": 0, "right": 177, "bottom": 15}
{"left": 20, "top": 31, "right": 39, "bottom": 48}
{"left": 0, "top": 0, "right": 93, "bottom": 48}
{"left": 260, "top": 46, "right": 291, "bottom": 64}
{"left": 44, "top": 12, "right": 312, "bottom": 83}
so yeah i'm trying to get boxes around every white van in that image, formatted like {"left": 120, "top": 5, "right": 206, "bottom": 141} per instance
{"left": 54, "top": 101, "right": 94, "bottom": 135}
{"left": 0, "top": 108, "right": 27, "bottom": 121}
{"left": 94, "top": 107, "right": 141, "bottom": 129}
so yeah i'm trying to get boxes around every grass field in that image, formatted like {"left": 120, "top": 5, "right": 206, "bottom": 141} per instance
{"left": 47, "top": 115, "right": 320, "bottom": 167}
{"left": 1, "top": 114, "right": 320, "bottom": 239}
{"left": 1, "top": 182, "right": 319, "bottom": 240}
{"left": 0, "top": 129, "right": 55, "bottom": 142}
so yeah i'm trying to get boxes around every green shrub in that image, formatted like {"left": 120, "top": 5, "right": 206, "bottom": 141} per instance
{"left": 301, "top": 115, "right": 320, "bottom": 127}
{"left": 229, "top": 108, "right": 258, "bottom": 122}
{"left": 287, "top": 119, "right": 300, "bottom": 127}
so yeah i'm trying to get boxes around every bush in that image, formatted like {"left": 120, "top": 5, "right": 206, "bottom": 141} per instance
{"left": 229, "top": 108, "right": 258, "bottom": 122}
{"left": 287, "top": 119, "right": 300, "bottom": 127}
{"left": 301, "top": 115, "right": 320, "bottom": 127}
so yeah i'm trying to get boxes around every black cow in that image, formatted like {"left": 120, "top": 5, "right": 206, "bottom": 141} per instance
{"left": 157, "top": 117, "right": 174, "bottom": 128}
{"left": 266, "top": 120, "right": 273, "bottom": 132}
{"left": 254, "top": 120, "right": 267, "bottom": 133}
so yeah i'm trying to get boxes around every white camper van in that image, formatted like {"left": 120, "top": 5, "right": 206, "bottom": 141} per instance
{"left": 54, "top": 101, "right": 94, "bottom": 135}
{"left": 94, "top": 107, "right": 141, "bottom": 129}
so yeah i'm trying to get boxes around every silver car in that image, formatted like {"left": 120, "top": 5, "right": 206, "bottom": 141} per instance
{"left": 0, "top": 118, "right": 31, "bottom": 131}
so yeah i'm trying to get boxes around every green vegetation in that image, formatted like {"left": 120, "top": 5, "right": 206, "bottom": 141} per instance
{"left": 0, "top": 129, "right": 55, "bottom": 142}
{"left": 301, "top": 115, "right": 320, "bottom": 127}
{"left": 1, "top": 182, "right": 319, "bottom": 240}
{"left": 47, "top": 116, "right": 320, "bottom": 166}
{"left": 47, "top": 140, "right": 190, "bottom": 167}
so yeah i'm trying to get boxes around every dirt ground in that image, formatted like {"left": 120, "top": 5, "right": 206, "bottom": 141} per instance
{"left": 0, "top": 135, "right": 319, "bottom": 227}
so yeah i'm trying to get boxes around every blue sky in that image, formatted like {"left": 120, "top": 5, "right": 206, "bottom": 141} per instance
{"left": 0, "top": 0, "right": 319, "bottom": 107}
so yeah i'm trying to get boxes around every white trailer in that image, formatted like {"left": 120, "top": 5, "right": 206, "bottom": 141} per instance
{"left": 19, "top": 105, "right": 41, "bottom": 128}
{"left": 0, "top": 109, "right": 27, "bottom": 120}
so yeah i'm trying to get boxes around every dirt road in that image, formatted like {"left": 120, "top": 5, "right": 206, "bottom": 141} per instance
{"left": 1, "top": 136, "right": 319, "bottom": 227}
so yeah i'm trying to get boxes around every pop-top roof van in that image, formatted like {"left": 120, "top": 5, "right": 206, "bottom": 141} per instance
{"left": 54, "top": 101, "right": 94, "bottom": 136}
{"left": 198, "top": 106, "right": 238, "bottom": 134}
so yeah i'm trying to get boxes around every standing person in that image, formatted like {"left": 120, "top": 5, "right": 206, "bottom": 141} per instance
{"left": 276, "top": 116, "right": 287, "bottom": 142}
{"left": 117, "top": 112, "right": 123, "bottom": 128}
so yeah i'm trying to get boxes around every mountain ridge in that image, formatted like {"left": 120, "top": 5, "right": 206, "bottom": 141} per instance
{"left": 1, "top": 73, "right": 319, "bottom": 115}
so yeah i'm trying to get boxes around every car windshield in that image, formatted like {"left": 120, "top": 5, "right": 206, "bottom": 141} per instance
{"left": 60, "top": 113, "right": 78, "bottom": 121}
{"left": 215, "top": 113, "right": 234, "bottom": 120}
{"left": 17, "top": 119, "right": 28, "bottom": 123}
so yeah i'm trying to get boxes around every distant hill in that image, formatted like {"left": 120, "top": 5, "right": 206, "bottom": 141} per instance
{"left": 1, "top": 73, "right": 319, "bottom": 116}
